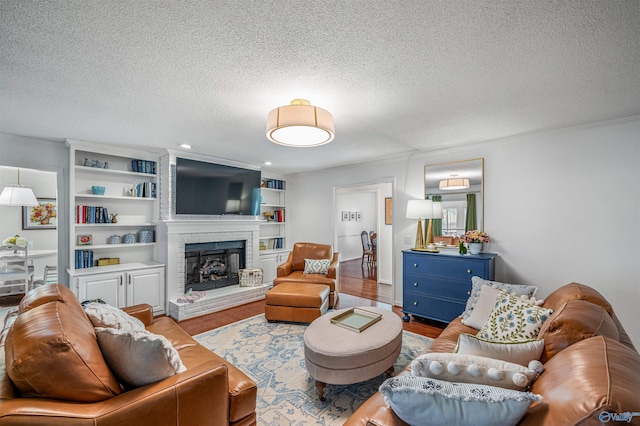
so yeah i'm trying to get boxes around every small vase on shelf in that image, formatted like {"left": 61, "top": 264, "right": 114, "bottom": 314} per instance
{"left": 468, "top": 243, "right": 482, "bottom": 255}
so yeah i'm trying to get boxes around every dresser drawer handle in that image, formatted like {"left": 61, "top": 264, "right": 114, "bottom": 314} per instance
{"left": 467, "top": 269, "right": 472, "bottom": 274}
{"left": 413, "top": 301, "right": 418, "bottom": 306}
{"left": 413, "top": 282, "right": 418, "bottom": 287}
{"left": 467, "top": 291, "right": 471, "bottom": 295}
{"left": 413, "top": 263, "right": 418, "bottom": 268}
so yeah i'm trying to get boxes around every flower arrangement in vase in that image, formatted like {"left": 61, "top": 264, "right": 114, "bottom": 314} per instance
{"left": 461, "top": 230, "right": 491, "bottom": 254}
{"left": 2, "top": 235, "right": 27, "bottom": 247}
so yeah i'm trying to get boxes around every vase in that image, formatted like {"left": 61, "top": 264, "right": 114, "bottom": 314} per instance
{"left": 41, "top": 217, "right": 50, "bottom": 225}
{"left": 468, "top": 243, "right": 482, "bottom": 255}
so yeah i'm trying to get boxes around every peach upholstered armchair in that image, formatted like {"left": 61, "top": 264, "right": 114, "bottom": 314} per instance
{"left": 273, "top": 242, "right": 340, "bottom": 308}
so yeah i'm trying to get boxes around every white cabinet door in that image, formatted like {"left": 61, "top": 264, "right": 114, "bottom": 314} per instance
{"left": 127, "top": 267, "right": 165, "bottom": 312}
{"left": 260, "top": 251, "right": 291, "bottom": 285}
{"left": 77, "top": 272, "right": 124, "bottom": 307}
{"left": 260, "top": 254, "right": 278, "bottom": 285}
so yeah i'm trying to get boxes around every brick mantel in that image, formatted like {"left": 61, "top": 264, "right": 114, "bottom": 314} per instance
{"left": 156, "top": 219, "right": 266, "bottom": 320}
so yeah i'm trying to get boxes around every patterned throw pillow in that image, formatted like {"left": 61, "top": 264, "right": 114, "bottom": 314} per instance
{"left": 303, "top": 258, "right": 331, "bottom": 274}
{"left": 379, "top": 376, "right": 542, "bottom": 426}
{"left": 478, "top": 290, "right": 553, "bottom": 342}
{"left": 462, "top": 277, "right": 538, "bottom": 321}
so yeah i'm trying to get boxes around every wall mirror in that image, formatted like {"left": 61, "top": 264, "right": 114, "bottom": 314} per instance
{"left": 424, "top": 158, "right": 484, "bottom": 235}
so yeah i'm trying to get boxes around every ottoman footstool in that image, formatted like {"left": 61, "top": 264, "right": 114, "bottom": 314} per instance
{"left": 265, "top": 282, "right": 330, "bottom": 323}
{"left": 303, "top": 307, "right": 403, "bottom": 400}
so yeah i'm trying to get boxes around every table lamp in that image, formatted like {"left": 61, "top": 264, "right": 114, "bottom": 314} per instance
{"left": 424, "top": 201, "right": 443, "bottom": 245}
{"left": 406, "top": 199, "right": 433, "bottom": 250}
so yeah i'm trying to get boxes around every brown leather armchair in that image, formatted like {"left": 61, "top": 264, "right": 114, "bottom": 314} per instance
{"left": 274, "top": 242, "right": 340, "bottom": 308}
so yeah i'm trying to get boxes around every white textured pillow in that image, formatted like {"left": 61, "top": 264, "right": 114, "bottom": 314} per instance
{"left": 95, "top": 327, "right": 186, "bottom": 388}
{"left": 455, "top": 333, "right": 545, "bottom": 366}
{"left": 479, "top": 290, "right": 553, "bottom": 342}
{"left": 462, "top": 285, "right": 502, "bottom": 329}
{"left": 462, "top": 277, "right": 538, "bottom": 321}
{"left": 380, "top": 376, "right": 542, "bottom": 426}
{"left": 411, "top": 352, "right": 538, "bottom": 391}
{"left": 84, "top": 303, "right": 145, "bottom": 332}
{"left": 303, "top": 258, "right": 331, "bottom": 274}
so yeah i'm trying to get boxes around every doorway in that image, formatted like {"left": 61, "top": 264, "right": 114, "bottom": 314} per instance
{"left": 0, "top": 166, "right": 58, "bottom": 296}
{"left": 333, "top": 181, "right": 393, "bottom": 304}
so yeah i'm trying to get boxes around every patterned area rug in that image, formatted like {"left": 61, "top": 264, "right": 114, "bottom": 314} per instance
{"left": 194, "top": 314, "right": 432, "bottom": 425}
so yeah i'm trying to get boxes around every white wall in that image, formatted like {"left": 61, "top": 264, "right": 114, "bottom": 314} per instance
{"left": 0, "top": 133, "right": 69, "bottom": 283}
{"left": 336, "top": 190, "right": 377, "bottom": 261}
{"left": 287, "top": 118, "right": 640, "bottom": 347}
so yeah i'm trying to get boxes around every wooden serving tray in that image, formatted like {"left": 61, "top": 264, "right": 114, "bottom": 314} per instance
{"left": 330, "top": 308, "right": 382, "bottom": 333}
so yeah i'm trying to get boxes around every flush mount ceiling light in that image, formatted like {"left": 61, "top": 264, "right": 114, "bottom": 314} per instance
{"left": 0, "top": 169, "right": 39, "bottom": 206}
{"left": 439, "top": 174, "right": 470, "bottom": 190}
{"left": 266, "top": 99, "right": 335, "bottom": 147}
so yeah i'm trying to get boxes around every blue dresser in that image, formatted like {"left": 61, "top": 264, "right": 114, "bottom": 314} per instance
{"left": 402, "top": 250, "right": 497, "bottom": 323}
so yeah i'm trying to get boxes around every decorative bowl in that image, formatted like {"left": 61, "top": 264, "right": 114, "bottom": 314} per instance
{"left": 91, "top": 186, "right": 105, "bottom": 195}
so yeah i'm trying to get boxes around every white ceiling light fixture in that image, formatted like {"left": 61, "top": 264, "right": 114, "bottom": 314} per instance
{"left": 266, "top": 99, "right": 335, "bottom": 147}
{"left": 0, "top": 169, "right": 39, "bottom": 206}
{"left": 178, "top": 143, "right": 192, "bottom": 149}
{"left": 439, "top": 174, "right": 470, "bottom": 190}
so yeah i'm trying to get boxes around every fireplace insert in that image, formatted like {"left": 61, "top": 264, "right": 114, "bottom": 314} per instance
{"left": 184, "top": 240, "right": 245, "bottom": 292}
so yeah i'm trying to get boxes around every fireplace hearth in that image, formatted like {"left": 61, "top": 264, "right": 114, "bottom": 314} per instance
{"left": 184, "top": 240, "right": 246, "bottom": 292}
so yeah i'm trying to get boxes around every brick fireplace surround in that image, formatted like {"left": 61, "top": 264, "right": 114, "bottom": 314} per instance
{"left": 156, "top": 219, "right": 270, "bottom": 321}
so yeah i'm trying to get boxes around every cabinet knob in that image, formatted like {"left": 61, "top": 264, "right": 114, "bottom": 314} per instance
{"left": 413, "top": 263, "right": 418, "bottom": 268}
{"left": 413, "top": 282, "right": 418, "bottom": 287}
{"left": 413, "top": 301, "right": 418, "bottom": 306}
{"left": 467, "top": 291, "right": 471, "bottom": 295}
{"left": 467, "top": 269, "right": 472, "bottom": 274}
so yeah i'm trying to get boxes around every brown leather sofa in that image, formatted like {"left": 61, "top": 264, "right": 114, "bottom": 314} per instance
{"left": 0, "top": 284, "right": 257, "bottom": 426}
{"left": 274, "top": 242, "right": 340, "bottom": 308}
{"left": 345, "top": 282, "right": 639, "bottom": 426}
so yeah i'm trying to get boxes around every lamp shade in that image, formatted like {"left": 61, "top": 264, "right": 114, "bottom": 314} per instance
{"left": 406, "top": 199, "right": 433, "bottom": 219}
{"left": 439, "top": 177, "right": 470, "bottom": 190}
{"left": 0, "top": 185, "right": 39, "bottom": 206}
{"left": 266, "top": 99, "right": 335, "bottom": 147}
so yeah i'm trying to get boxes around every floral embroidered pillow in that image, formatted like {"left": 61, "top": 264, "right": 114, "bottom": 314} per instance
{"left": 303, "top": 258, "right": 331, "bottom": 274}
{"left": 478, "top": 290, "right": 553, "bottom": 342}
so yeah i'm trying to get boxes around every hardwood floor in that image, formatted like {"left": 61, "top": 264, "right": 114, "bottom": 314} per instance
{"left": 177, "top": 261, "right": 445, "bottom": 339}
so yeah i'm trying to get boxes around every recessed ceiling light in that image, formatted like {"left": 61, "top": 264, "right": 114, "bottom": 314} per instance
{"left": 179, "top": 143, "right": 192, "bottom": 149}
{"left": 264, "top": 161, "right": 272, "bottom": 166}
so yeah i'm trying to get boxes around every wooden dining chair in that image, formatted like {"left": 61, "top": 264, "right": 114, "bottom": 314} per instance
{"left": 370, "top": 233, "right": 377, "bottom": 267}
{"left": 361, "top": 231, "right": 374, "bottom": 266}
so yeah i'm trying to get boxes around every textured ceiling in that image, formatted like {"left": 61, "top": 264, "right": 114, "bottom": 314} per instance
{"left": 1, "top": 1, "right": 639, "bottom": 174}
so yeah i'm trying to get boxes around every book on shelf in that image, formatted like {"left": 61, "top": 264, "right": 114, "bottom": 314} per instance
{"left": 273, "top": 209, "right": 285, "bottom": 222}
{"left": 131, "top": 159, "right": 157, "bottom": 175}
{"left": 74, "top": 249, "right": 94, "bottom": 269}
{"left": 262, "top": 179, "right": 285, "bottom": 190}
{"left": 266, "top": 237, "right": 284, "bottom": 250}
{"left": 76, "top": 205, "right": 110, "bottom": 224}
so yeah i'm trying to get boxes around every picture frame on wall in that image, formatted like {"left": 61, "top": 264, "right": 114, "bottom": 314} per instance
{"left": 342, "top": 211, "right": 349, "bottom": 221}
{"left": 22, "top": 198, "right": 57, "bottom": 230}
{"left": 385, "top": 197, "right": 392, "bottom": 225}
{"left": 349, "top": 211, "right": 356, "bottom": 221}
{"left": 356, "top": 211, "right": 362, "bottom": 221}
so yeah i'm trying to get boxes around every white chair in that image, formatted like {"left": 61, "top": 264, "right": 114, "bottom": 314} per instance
{"left": 33, "top": 265, "right": 58, "bottom": 287}
{"left": 0, "top": 245, "right": 34, "bottom": 294}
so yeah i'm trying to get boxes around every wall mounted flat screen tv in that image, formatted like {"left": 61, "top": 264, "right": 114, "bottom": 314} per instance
{"left": 175, "top": 157, "right": 261, "bottom": 216}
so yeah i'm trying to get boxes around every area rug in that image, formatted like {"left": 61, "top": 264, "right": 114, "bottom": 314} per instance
{"left": 193, "top": 314, "right": 432, "bottom": 425}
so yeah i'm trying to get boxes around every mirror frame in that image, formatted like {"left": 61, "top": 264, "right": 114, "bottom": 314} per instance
{"left": 424, "top": 158, "right": 484, "bottom": 232}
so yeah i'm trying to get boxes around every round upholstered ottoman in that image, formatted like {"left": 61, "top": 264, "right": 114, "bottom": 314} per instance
{"left": 303, "top": 307, "right": 403, "bottom": 400}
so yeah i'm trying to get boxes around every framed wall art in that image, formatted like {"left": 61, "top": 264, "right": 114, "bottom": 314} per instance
{"left": 342, "top": 211, "right": 349, "bottom": 221}
{"left": 22, "top": 198, "right": 57, "bottom": 230}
